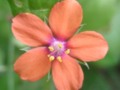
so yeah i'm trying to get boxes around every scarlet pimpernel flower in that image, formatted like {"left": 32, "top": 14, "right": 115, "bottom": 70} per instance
{"left": 12, "top": 0, "right": 108, "bottom": 90}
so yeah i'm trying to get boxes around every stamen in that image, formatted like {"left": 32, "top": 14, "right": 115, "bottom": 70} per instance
{"left": 65, "top": 49, "right": 70, "bottom": 54}
{"left": 57, "top": 56, "right": 62, "bottom": 62}
{"left": 49, "top": 56, "right": 55, "bottom": 62}
{"left": 48, "top": 46, "right": 54, "bottom": 51}
{"left": 58, "top": 43, "right": 62, "bottom": 48}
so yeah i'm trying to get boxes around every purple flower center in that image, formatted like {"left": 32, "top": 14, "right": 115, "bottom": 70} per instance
{"left": 47, "top": 38, "right": 70, "bottom": 62}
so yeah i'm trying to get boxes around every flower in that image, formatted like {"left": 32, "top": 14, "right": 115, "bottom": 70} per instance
{"left": 12, "top": 0, "right": 108, "bottom": 90}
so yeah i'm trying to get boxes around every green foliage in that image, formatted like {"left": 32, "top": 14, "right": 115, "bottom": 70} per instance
{"left": 29, "top": 0, "right": 57, "bottom": 10}
{"left": 94, "top": 4, "right": 120, "bottom": 68}
{"left": 82, "top": 68, "right": 111, "bottom": 90}
{"left": 79, "top": 0, "right": 116, "bottom": 30}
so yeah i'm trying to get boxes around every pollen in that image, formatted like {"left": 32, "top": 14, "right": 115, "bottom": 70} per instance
{"left": 58, "top": 43, "right": 63, "bottom": 48}
{"left": 48, "top": 46, "right": 54, "bottom": 51}
{"left": 65, "top": 49, "right": 70, "bottom": 54}
{"left": 49, "top": 56, "right": 55, "bottom": 62}
{"left": 57, "top": 56, "right": 62, "bottom": 62}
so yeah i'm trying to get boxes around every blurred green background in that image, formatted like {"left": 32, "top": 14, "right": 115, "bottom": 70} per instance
{"left": 0, "top": 0, "right": 120, "bottom": 90}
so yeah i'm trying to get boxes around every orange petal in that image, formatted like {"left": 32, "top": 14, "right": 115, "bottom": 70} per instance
{"left": 14, "top": 47, "right": 51, "bottom": 82}
{"left": 12, "top": 13, "right": 53, "bottom": 47}
{"left": 67, "top": 31, "right": 109, "bottom": 62}
{"left": 49, "top": 0, "right": 82, "bottom": 40}
{"left": 52, "top": 55, "right": 84, "bottom": 90}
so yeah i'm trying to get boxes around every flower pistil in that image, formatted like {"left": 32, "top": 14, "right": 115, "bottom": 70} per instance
{"left": 47, "top": 39, "right": 70, "bottom": 62}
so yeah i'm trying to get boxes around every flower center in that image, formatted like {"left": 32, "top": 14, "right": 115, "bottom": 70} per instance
{"left": 47, "top": 39, "right": 70, "bottom": 62}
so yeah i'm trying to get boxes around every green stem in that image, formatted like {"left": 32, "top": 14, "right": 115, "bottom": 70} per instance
{"left": 7, "top": 38, "right": 15, "bottom": 90}
{"left": 7, "top": 0, "right": 30, "bottom": 16}
{"left": 6, "top": 0, "right": 31, "bottom": 90}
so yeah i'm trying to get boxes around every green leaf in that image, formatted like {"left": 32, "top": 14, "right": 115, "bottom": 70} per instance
{"left": 7, "top": 0, "right": 30, "bottom": 16}
{"left": 31, "top": 9, "right": 49, "bottom": 20}
{"left": 16, "top": 75, "right": 55, "bottom": 90}
{"left": 79, "top": 0, "right": 116, "bottom": 30}
{"left": 28, "top": 0, "right": 57, "bottom": 10}
{"left": 82, "top": 68, "right": 111, "bottom": 90}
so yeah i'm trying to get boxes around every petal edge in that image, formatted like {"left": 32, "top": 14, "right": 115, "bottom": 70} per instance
{"left": 49, "top": 0, "right": 83, "bottom": 40}
{"left": 14, "top": 47, "right": 51, "bottom": 82}
{"left": 52, "top": 55, "right": 84, "bottom": 90}
{"left": 67, "top": 31, "right": 109, "bottom": 62}
{"left": 12, "top": 13, "right": 53, "bottom": 47}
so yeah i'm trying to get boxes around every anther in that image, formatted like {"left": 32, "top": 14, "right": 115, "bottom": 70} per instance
{"left": 65, "top": 49, "right": 70, "bottom": 54}
{"left": 58, "top": 43, "right": 62, "bottom": 48}
{"left": 48, "top": 46, "right": 54, "bottom": 51}
{"left": 49, "top": 56, "right": 55, "bottom": 62}
{"left": 57, "top": 56, "right": 62, "bottom": 62}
